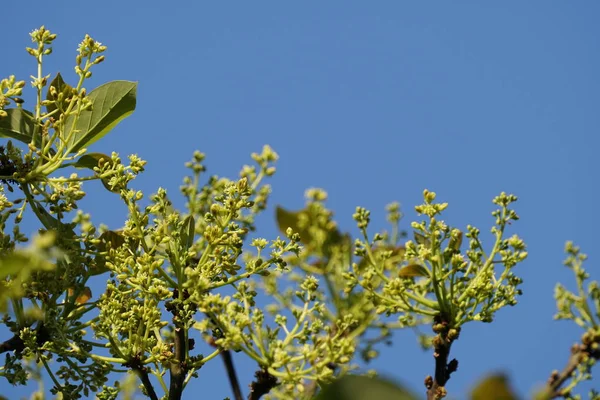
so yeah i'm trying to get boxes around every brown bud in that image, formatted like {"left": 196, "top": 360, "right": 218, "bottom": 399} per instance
{"left": 424, "top": 375, "right": 433, "bottom": 389}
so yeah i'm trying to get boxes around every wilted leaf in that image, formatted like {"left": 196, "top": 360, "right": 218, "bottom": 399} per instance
{"left": 470, "top": 373, "right": 517, "bottom": 400}
{"left": 74, "top": 152, "right": 118, "bottom": 193}
{"left": 68, "top": 286, "right": 92, "bottom": 305}
{"left": 398, "top": 263, "right": 430, "bottom": 278}
{"left": 66, "top": 80, "right": 137, "bottom": 154}
{"left": 0, "top": 108, "right": 35, "bottom": 144}
{"left": 315, "top": 375, "right": 417, "bottom": 400}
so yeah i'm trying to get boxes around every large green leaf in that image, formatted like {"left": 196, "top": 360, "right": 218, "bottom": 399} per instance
{"left": 315, "top": 375, "right": 417, "bottom": 400}
{"left": 275, "top": 206, "right": 347, "bottom": 257}
{"left": 66, "top": 80, "right": 137, "bottom": 154}
{"left": 46, "top": 72, "right": 75, "bottom": 120}
{"left": 0, "top": 108, "right": 35, "bottom": 144}
{"left": 276, "top": 206, "right": 313, "bottom": 244}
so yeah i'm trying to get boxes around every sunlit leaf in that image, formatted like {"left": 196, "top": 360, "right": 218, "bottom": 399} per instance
{"left": 68, "top": 286, "right": 92, "bottom": 305}
{"left": 470, "top": 373, "right": 517, "bottom": 400}
{"left": 315, "top": 375, "right": 417, "bottom": 400}
{"left": 398, "top": 263, "right": 430, "bottom": 278}
{"left": 448, "top": 230, "right": 463, "bottom": 252}
{"left": 0, "top": 108, "right": 35, "bottom": 144}
{"left": 66, "top": 80, "right": 137, "bottom": 154}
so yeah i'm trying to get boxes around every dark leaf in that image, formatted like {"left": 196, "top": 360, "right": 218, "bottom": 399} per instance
{"left": 180, "top": 215, "right": 195, "bottom": 250}
{"left": 74, "top": 152, "right": 118, "bottom": 193}
{"left": 315, "top": 375, "right": 417, "bottom": 400}
{"left": 46, "top": 73, "right": 74, "bottom": 120}
{"left": 0, "top": 108, "right": 35, "bottom": 144}
{"left": 91, "top": 230, "right": 126, "bottom": 276}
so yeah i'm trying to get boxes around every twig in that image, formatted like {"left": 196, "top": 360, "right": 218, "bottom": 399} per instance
{"left": 247, "top": 368, "right": 278, "bottom": 400}
{"left": 221, "top": 350, "right": 244, "bottom": 400}
{"left": 0, "top": 323, "right": 50, "bottom": 354}
{"left": 541, "top": 340, "right": 600, "bottom": 399}
{"left": 168, "top": 325, "right": 187, "bottom": 400}
{"left": 0, "top": 334, "right": 25, "bottom": 354}
{"left": 127, "top": 357, "right": 159, "bottom": 400}
{"left": 424, "top": 317, "right": 459, "bottom": 400}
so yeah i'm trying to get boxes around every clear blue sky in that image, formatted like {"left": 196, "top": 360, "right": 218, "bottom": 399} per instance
{"left": 2, "top": 2, "right": 599, "bottom": 399}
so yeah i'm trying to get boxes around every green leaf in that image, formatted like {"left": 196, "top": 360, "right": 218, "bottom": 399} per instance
{"left": 470, "top": 374, "right": 518, "bottom": 400}
{"left": 46, "top": 72, "right": 74, "bottom": 119}
{"left": 74, "top": 152, "right": 119, "bottom": 193}
{"left": 414, "top": 232, "right": 430, "bottom": 246}
{"left": 66, "top": 80, "right": 137, "bottom": 154}
{"left": 276, "top": 205, "right": 347, "bottom": 257}
{"left": 0, "top": 253, "right": 28, "bottom": 278}
{"left": 448, "top": 230, "right": 463, "bottom": 252}
{"left": 180, "top": 215, "right": 196, "bottom": 250}
{"left": 398, "top": 263, "right": 430, "bottom": 278}
{"left": 275, "top": 206, "right": 313, "bottom": 245}
{"left": 0, "top": 108, "right": 35, "bottom": 144}
{"left": 315, "top": 375, "right": 417, "bottom": 400}
{"left": 91, "top": 230, "right": 127, "bottom": 276}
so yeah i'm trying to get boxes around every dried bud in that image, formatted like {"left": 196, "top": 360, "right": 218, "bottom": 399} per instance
{"left": 424, "top": 375, "right": 433, "bottom": 389}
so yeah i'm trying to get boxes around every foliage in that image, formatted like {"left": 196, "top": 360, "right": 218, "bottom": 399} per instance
{"left": 0, "top": 26, "right": 597, "bottom": 400}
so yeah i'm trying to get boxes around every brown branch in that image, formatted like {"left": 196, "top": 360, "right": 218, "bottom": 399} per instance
{"left": 247, "top": 368, "right": 278, "bottom": 400}
{"left": 127, "top": 357, "right": 159, "bottom": 400}
{"left": 0, "top": 323, "right": 50, "bottom": 355}
{"left": 168, "top": 325, "right": 187, "bottom": 400}
{"left": 0, "top": 334, "right": 25, "bottom": 354}
{"left": 541, "top": 340, "right": 600, "bottom": 399}
{"left": 425, "top": 318, "right": 460, "bottom": 400}
{"left": 221, "top": 350, "right": 243, "bottom": 400}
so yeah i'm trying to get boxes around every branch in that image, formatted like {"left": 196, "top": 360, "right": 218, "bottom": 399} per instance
{"left": 0, "top": 323, "right": 52, "bottom": 355}
{"left": 221, "top": 350, "right": 243, "bottom": 400}
{"left": 168, "top": 325, "right": 187, "bottom": 400}
{"left": 127, "top": 357, "right": 159, "bottom": 400}
{"left": 247, "top": 368, "right": 278, "bottom": 400}
{"left": 424, "top": 318, "right": 459, "bottom": 400}
{"left": 0, "top": 334, "right": 25, "bottom": 354}
{"left": 541, "top": 341, "right": 600, "bottom": 399}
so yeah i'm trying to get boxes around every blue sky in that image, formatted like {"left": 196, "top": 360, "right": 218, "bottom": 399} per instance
{"left": 2, "top": 2, "right": 599, "bottom": 399}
